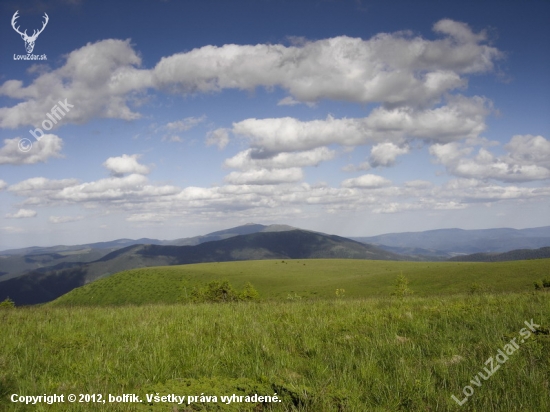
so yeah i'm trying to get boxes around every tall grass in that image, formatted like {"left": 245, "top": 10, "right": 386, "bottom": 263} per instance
{"left": 1, "top": 292, "right": 549, "bottom": 411}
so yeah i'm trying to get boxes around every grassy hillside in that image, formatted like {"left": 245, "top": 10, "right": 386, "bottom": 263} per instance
{"left": 50, "top": 258, "right": 550, "bottom": 306}
{"left": 2, "top": 293, "right": 549, "bottom": 411}
{"left": 1, "top": 230, "right": 405, "bottom": 306}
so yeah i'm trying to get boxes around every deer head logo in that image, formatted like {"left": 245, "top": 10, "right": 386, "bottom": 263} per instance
{"left": 11, "top": 11, "right": 49, "bottom": 54}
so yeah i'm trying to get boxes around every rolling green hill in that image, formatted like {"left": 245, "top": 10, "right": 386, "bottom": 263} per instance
{"left": 2, "top": 230, "right": 404, "bottom": 305}
{"left": 50, "top": 258, "right": 550, "bottom": 306}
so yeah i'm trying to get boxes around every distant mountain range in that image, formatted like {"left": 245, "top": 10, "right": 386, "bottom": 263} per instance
{"left": 448, "top": 246, "right": 550, "bottom": 262}
{"left": 352, "top": 226, "right": 550, "bottom": 258}
{"left": 2, "top": 223, "right": 550, "bottom": 306}
{"left": 0, "top": 223, "right": 292, "bottom": 257}
{"left": 0, "top": 223, "right": 296, "bottom": 280}
{"left": 0, "top": 228, "right": 402, "bottom": 305}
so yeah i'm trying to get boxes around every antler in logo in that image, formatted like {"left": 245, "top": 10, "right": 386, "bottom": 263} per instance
{"left": 11, "top": 11, "right": 49, "bottom": 54}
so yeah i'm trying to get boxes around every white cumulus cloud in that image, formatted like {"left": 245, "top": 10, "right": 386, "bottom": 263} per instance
{"left": 151, "top": 21, "right": 500, "bottom": 107}
{"left": 505, "top": 134, "right": 550, "bottom": 168}
{"left": 430, "top": 135, "right": 550, "bottom": 182}
{"left": 229, "top": 96, "right": 489, "bottom": 155}
{"left": 0, "top": 20, "right": 502, "bottom": 129}
{"left": 369, "top": 142, "right": 410, "bottom": 167}
{"left": 0, "top": 39, "right": 148, "bottom": 129}
{"left": 6, "top": 209, "right": 37, "bottom": 219}
{"left": 103, "top": 154, "right": 150, "bottom": 176}
{"left": 8, "top": 177, "right": 79, "bottom": 194}
{"left": 0, "top": 134, "right": 63, "bottom": 165}
{"left": 341, "top": 174, "right": 392, "bottom": 188}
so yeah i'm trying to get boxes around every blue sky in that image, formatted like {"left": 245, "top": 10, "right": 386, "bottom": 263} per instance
{"left": 0, "top": 0, "right": 549, "bottom": 249}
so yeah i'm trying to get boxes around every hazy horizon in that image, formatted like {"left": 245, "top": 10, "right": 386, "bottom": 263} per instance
{"left": 2, "top": 221, "right": 550, "bottom": 251}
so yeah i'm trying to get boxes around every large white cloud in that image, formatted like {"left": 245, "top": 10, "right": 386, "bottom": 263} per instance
{"left": 151, "top": 20, "right": 500, "bottom": 107}
{"left": 505, "top": 135, "right": 550, "bottom": 168}
{"left": 8, "top": 177, "right": 79, "bottom": 193}
{"left": 0, "top": 134, "right": 63, "bottom": 165}
{"left": 430, "top": 135, "right": 550, "bottom": 182}
{"left": 8, "top": 173, "right": 180, "bottom": 207}
{"left": 53, "top": 174, "right": 178, "bottom": 202}
{"left": 0, "top": 20, "right": 502, "bottom": 129}
{"left": 230, "top": 95, "right": 489, "bottom": 154}
{"left": 0, "top": 40, "right": 148, "bottom": 129}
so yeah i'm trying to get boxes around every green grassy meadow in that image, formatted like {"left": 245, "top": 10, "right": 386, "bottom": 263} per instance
{"left": 2, "top": 259, "right": 549, "bottom": 411}
{"left": 50, "top": 258, "right": 550, "bottom": 306}
{"left": 1, "top": 293, "right": 549, "bottom": 411}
